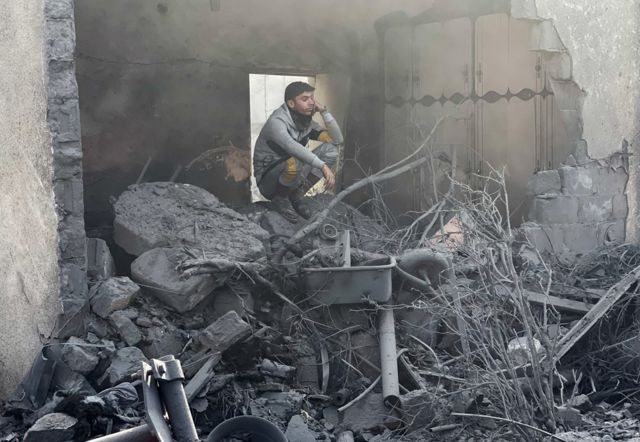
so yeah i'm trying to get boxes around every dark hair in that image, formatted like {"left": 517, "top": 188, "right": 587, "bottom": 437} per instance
{"left": 284, "top": 81, "right": 315, "bottom": 102}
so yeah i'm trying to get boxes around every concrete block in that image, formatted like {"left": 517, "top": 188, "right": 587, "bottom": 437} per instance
{"left": 102, "top": 347, "right": 147, "bottom": 386}
{"left": 48, "top": 61, "right": 78, "bottom": 99}
{"left": 58, "top": 217, "right": 85, "bottom": 258}
{"left": 527, "top": 169, "right": 561, "bottom": 195}
{"left": 285, "top": 415, "right": 316, "bottom": 442}
{"left": 141, "top": 324, "right": 187, "bottom": 359}
{"left": 45, "top": 19, "right": 75, "bottom": 61}
{"left": 90, "top": 277, "right": 140, "bottom": 318}
{"left": 45, "top": 0, "right": 74, "bottom": 19}
{"left": 612, "top": 194, "right": 628, "bottom": 219}
{"left": 131, "top": 247, "right": 222, "bottom": 313}
{"left": 578, "top": 196, "right": 613, "bottom": 223}
{"left": 520, "top": 222, "right": 553, "bottom": 253}
{"left": 598, "top": 167, "right": 628, "bottom": 195}
{"left": 559, "top": 224, "right": 600, "bottom": 253}
{"left": 199, "top": 311, "right": 252, "bottom": 353}
{"left": 113, "top": 182, "right": 268, "bottom": 258}
{"left": 87, "top": 238, "right": 116, "bottom": 282}
{"left": 52, "top": 141, "right": 82, "bottom": 180}
{"left": 559, "top": 166, "right": 598, "bottom": 195}
{"left": 110, "top": 311, "right": 142, "bottom": 346}
{"left": 528, "top": 196, "right": 578, "bottom": 224}
{"left": 61, "top": 337, "right": 99, "bottom": 375}
{"left": 24, "top": 413, "right": 78, "bottom": 442}
{"left": 59, "top": 262, "right": 88, "bottom": 304}
{"left": 48, "top": 98, "right": 81, "bottom": 143}
{"left": 54, "top": 178, "right": 83, "bottom": 216}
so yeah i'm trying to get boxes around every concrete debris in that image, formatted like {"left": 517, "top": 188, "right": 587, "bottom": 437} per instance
{"left": 110, "top": 311, "right": 142, "bottom": 346}
{"left": 131, "top": 247, "right": 222, "bottom": 313}
{"left": 100, "top": 346, "right": 147, "bottom": 386}
{"left": 250, "top": 391, "right": 304, "bottom": 423}
{"left": 61, "top": 336, "right": 99, "bottom": 376}
{"left": 285, "top": 415, "right": 316, "bottom": 442}
{"left": 113, "top": 182, "right": 269, "bottom": 260}
{"left": 86, "top": 237, "right": 116, "bottom": 282}
{"left": 89, "top": 277, "right": 140, "bottom": 318}
{"left": 506, "top": 336, "right": 542, "bottom": 366}
{"left": 259, "top": 358, "right": 296, "bottom": 380}
{"left": 339, "top": 392, "right": 395, "bottom": 433}
{"left": 7, "top": 185, "right": 640, "bottom": 442}
{"left": 198, "top": 310, "right": 252, "bottom": 353}
{"left": 140, "top": 323, "right": 187, "bottom": 359}
{"left": 23, "top": 413, "right": 77, "bottom": 442}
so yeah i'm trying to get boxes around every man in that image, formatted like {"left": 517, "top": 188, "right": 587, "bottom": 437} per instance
{"left": 253, "top": 81, "right": 343, "bottom": 219}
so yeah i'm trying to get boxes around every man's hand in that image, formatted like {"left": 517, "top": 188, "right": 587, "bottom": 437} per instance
{"left": 314, "top": 101, "right": 327, "bottom": 113}
{"left": 321, "top": 164, "right": 335, "bottom": 190}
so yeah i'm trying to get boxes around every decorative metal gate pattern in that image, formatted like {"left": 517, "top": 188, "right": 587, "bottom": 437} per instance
{"left": 382, "top": 12, "right": 571, "bottom": 222}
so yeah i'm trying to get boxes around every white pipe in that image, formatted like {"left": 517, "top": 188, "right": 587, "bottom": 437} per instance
{"left": 379, "top": 308, "right": 400, "bottom": 407}
{"left": 336, "top": 431, "right": 354, "bottom": 442}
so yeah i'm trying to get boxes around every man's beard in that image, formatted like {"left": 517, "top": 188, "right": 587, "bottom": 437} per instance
{"left": 291, "top": 108, "right": 314, "bottom": 129}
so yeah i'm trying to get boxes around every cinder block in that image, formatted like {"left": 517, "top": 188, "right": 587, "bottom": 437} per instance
{"left": 560, "top": 223, "right": 599, "bottom": 253}
{"left": 559, "top": 165, "right": 598, "bottom": 195}
{"left": 528, "top": 196, "right": 578, "bottom": 224}
{"left": 578, "top": 196, "right": 613, "bottom": 223}
{"left": 45, "top": 0, "right": 74, "bottom": 19}
{"left": 527, "top": 169, "right": 561, "bottom": 195}
{"left": 53, "top": 141, "right": 82, "bottom": 181}
{"left": 48, "top": 61, "right": 78, "bottom": 100}
{"left": 46, "top": 19, "right": 75, "bottom": 61}
{"left": 520, "top": 222, "right": 553, "bottom": 253}
{"left": 612, "top": 194, "right": 629, "bottom": 219}
{"left": 48, "top": 98, "right": 81, "bottom": 143}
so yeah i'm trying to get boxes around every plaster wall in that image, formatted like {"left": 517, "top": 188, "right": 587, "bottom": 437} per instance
{"left": 0, "top": 1, "right": 61, "bottom": 398}
{"left": 532, "top": 1, "right": 640, "bottom": 160}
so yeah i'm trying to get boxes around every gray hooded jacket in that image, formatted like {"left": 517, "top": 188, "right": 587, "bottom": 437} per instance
{"left": 253, "top": 103, "right": 344, "bottom": 182}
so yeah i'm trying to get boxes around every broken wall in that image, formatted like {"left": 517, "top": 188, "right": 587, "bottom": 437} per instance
{"left": 0, "top": 0, "right": 62, "bottom": 398}
{"left": 74, "top": 0, "right": 429, "bottom": 228}
{"left": 514, "top": 0, "right": 639, "bottom": 253}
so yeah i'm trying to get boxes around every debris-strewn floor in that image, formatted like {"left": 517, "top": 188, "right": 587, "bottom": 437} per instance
{"left": 3, "top": 178, "right": 640, "bottom": 442}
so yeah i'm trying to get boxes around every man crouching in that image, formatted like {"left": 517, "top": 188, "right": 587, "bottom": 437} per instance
{"left": 253, "top": 81, "right": 343, "bottom": 220}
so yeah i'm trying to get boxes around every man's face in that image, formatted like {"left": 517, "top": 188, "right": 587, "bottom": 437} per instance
{"left": 286, "top": 91, "right": 316, "bottom": 116}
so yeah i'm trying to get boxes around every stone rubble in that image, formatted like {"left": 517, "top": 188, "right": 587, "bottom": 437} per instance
{"left": 3, "top": 183, "right": 639, "bottom": 442}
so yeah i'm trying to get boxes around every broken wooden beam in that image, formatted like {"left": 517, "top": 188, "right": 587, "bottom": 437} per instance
{"left": 523, "top": 289, "right": 592, "bottom": 314}
{"left": 554, "top": 264, "right": 640, "bottom": 361}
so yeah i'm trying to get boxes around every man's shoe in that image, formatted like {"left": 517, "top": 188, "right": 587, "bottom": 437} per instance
{"left": 290, "top": 195, "right": 315, "bottom": 219}
{"left": 269, "top": 196, "right": 301, "bottom": 224}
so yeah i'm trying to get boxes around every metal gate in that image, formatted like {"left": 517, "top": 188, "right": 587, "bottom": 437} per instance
{"left": 383, "top": 13, "right": 571, "bottom": 222}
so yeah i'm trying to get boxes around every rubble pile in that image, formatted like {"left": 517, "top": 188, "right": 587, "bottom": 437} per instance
{"left": 2, "top": 179, "right": 640, "bottom": 441}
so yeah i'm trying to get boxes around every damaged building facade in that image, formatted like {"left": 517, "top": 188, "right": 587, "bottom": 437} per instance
{"left": 1, "top": 0, "right": 640, "bottom": 439}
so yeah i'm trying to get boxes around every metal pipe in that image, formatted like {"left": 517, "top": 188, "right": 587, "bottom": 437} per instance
{"left": 379, "top": 308, "right": 400, "bottom": 407}
{"left": 152, "top": 356, "right": 199, "bottom": 442}
{"left": 336, "top": 430, "right": 355, "bottom": 442}
{"left": 87, "top": 424, "right": 156, "bottom": 442}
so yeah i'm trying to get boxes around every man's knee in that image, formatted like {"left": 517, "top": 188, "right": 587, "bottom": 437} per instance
{"left": 316, "top": 143, "right": 338, "bottom": 166}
